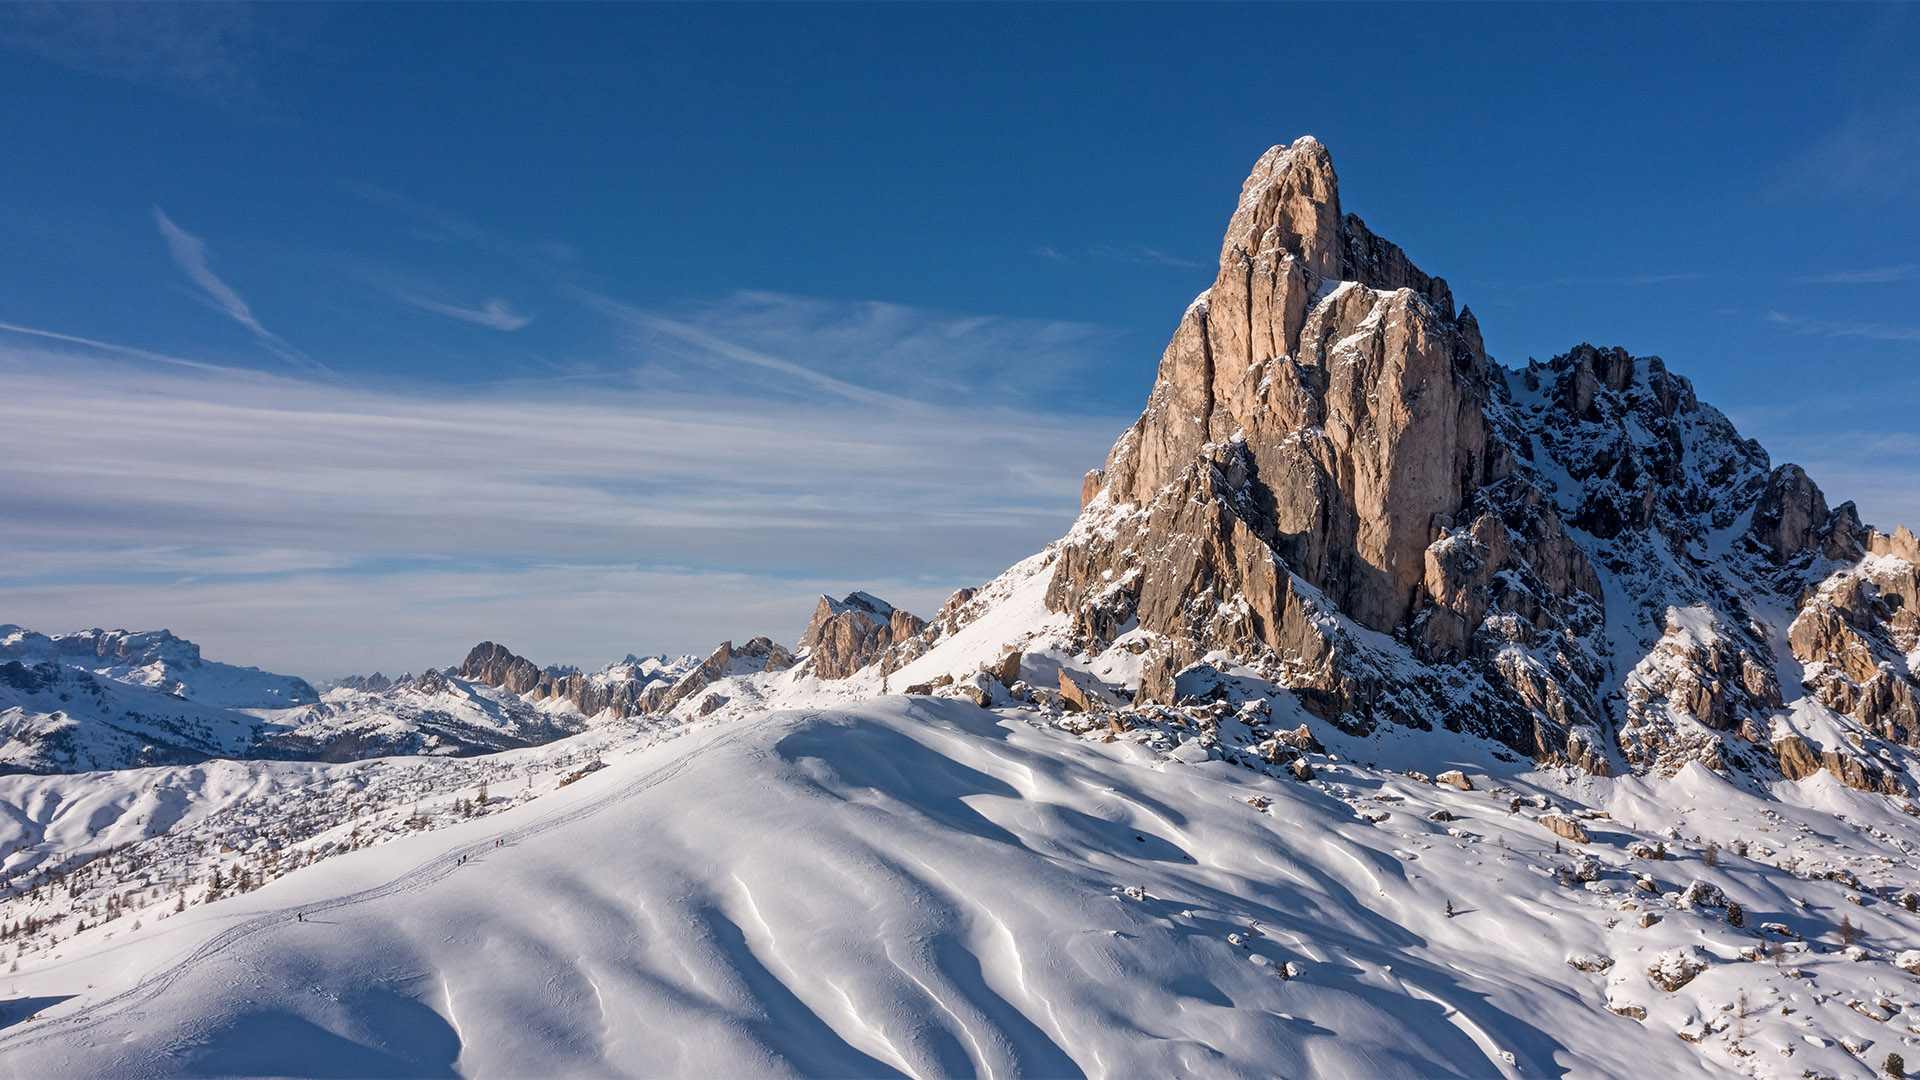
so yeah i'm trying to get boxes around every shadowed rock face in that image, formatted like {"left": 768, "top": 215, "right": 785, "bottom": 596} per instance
{"left": 1039, "top": 137, "right": 1917, "bottom": 788}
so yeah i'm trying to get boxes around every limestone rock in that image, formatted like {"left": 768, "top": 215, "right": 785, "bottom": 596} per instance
{"left": 1272, "top": 724, "right": 1324, "bottom": 755}
{"left": 989, "top": 648, "right": 1023, "bottom": 688}
{"left": 639, "top": 637, "right": 793, "bottom": 716}
{"left": 1540, "top": 814, "right": 1591, "bottom": 844}
{"left": 459, "top": 641, "right": 680, "bottom": 720}
{"left": 1058, "top": 669, "right": 1105, "bottom": 713}
{"left": 1436, "top": 770, "right": 1473, "bottom": 791}
{"left": 798, "top": 592, "right": 925, "bottom": 680}
{"left": 1646, "top": 946, "right": 1708, "bottom": 992}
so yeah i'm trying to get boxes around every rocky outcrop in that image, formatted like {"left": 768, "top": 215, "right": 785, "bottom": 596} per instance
{"left": 1618, "top": 606, "right": 1781, "bottom": 775}
{"left": 1045, "top": 137, "right": 1607, "bottom": 766}
{"left": 461, "top": 642, "right": 696, "bottom": 719}
{"left": 1748, "top": 464, "right": 1866, "bottom": 564}
{"left": 1783, "top": 544, "right": 1920, "bottom": 788}
{"left": 798, "top": 593, "right": 925, "bottom": 680}
{"left": 639, "top": 637, "right": 793, "bottom": 716}
{"left": 337, "top": 672, "right": 397, "bottom": 692}
{"left": 1029, "top": 135, "right": 1917, "bottom": 791}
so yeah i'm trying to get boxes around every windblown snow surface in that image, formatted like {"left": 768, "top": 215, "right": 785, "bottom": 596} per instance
{"left": 6, "top": 680, "right": 1920, "bottom": 1077}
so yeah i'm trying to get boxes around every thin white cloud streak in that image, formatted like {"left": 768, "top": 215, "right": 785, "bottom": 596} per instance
{"left": 594, "top": 289, "right": 1130, "bottom": 412}
{"left": 1796, "top": 265, "right": 1916, "bottom": 285}
{"left": 0, "top": 346, "right": 1123, "bottom": 672}
{"left": 153, "top": 208, "right": 323, "bottom": 372}
{"left": 0, "top": 318, "right": 246, "bottom": 374}
{"left": 1090, "top": 244, "right": 1204, "bottom": 269}
{"left": 570, "top": 287, "right": 926, "bottom": 410}
{"left": 1520, "top": 272, "right": 1709, "bottom": 290}
{"left": 386, "top": 288, "right": 534, "bottom": 330}
{"left": 1767, "top": 310, "right": 1920, "bottom": 344}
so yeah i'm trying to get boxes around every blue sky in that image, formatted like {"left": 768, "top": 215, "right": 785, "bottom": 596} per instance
{"left": 2, "top": 3, "right": 1916, "bottom": 678}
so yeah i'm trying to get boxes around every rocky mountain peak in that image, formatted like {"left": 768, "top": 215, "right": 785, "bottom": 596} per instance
{"left": 1038, "top": 137, "right": 1918, "bottom": 791}
{"left": 798, "top": 593, "right": 924, "bottom": 680}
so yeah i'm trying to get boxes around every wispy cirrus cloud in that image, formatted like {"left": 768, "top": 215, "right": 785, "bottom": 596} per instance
{"left": 0, "top": 319, "right": 1126, "bottom": 676}
{"left": 0, "top": 2, "right": 283, "bottom": 100}
{"left": 572, "top": 288, "right": 1135, "bottom": 414}
{"left": 1778, "top": 102, "right": 1920, "bottom": 202}
{"left": 384, "top": 287, "right": 534, "bottom": 331}
{"left": 1031, "top": 243, "right": 1204, "bottom": 269}
{"left": 1521, "top": 271, "right": 1709, "bottom": 290}
{"left": 1089, "top": 244, "right": 1204, "bottom": 269}
{"left": 153, "top": 209, "right": 323, "bottom": 372}
{"left": 1767, "top": 310, "right": 1920, "bottom": 343}
{"left": 1795, "top": 265, "right": 1916, "bottom": 285}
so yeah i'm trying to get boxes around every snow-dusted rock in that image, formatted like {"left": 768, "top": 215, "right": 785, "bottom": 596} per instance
{"left": 1646, "top": 946, "right": 1709, "bottom": 992}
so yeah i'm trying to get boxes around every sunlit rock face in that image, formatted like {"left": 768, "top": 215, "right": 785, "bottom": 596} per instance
{"left": 1041, "top": 136, "right": 1917, "bottom": 788}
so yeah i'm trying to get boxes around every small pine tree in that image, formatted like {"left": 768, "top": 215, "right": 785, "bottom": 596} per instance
{"left": 1655, "top": 841, "right": 1667, "bottom": 861}
{"left": 1841, "top": 914, "right": 1858, "bottom": 947}
{"left": 477, "top": 785, "right": 488, "bottom": 807}
{"left": 1445, "top": 900, "right": 1454, "bottom": 918}
{"left": 1705, "top": 840, "right": 1719, "bottom": 868}
{"left": 1887, "top": 1050, "right": 1906, "bottom": 1080}
{"left": 1555, "top": 840, "right": 1562, "bottom": 855}
{"left": 1726, "top": 900, "right": 1745, "bottom": 928}
{"left": 1906, "top": 892, "right": 1918, "bottom": 914}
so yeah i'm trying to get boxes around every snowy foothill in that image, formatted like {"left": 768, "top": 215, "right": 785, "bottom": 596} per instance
{"left": 5, "top": 650, "right": 1920, "bottom": 1076}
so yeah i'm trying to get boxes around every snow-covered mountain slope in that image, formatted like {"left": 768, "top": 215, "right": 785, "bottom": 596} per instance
{"left": 0, "top": 628, "right": 670, "bottom": 773}
{"left": 5, "top": 698, "right": 1920, "bottom": 1078}
{"left": 0, "top": 626, "right": 315, "bottom": 710}
{"left": 0, "top": 657, "right": 284, "bottom": 774}
{"left": 256, "top": 674, "right": 591, "bottom": 762}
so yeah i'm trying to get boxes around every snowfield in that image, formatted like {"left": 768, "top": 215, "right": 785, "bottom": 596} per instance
{"left": 6, "top": 694, "right": 1920, "bottom": 1078}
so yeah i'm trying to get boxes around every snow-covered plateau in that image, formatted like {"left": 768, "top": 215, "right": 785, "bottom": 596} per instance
{"left": 6, "top": 136, "right": 1920, "bottom": 1077}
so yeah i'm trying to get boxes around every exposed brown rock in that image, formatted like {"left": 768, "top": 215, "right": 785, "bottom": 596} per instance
{"left": 1540, "top": 814, "right": 1590, "bottom": 844}
{"left": 1043, "top": 137, "right": 1607, "bottom": 769}
{"left": 1272, "top": 724, "right": 1324, "bottom": 755}
{"left": 1788, "top": 560, "right": 1920, "bottom": 754}
{"left": 638, "top": 637, "right": 793, "bottom": 716}
{"left": 990, "top": 648, "right": 1023, "bottom": 688}
{"left": 798, "top": 593, "right": 926, "bottom": 680}
{"left": 1080, "top": 470, "right": 1106, "bottom": 510}
{"left": 1774, "top": 734, "right": 1822, "bottom": 780}
{"left": 1619, "top": 607, "right": 1782, "bottom": 776}
{"left": 1058, "top": 669, "right": 1098, "bottom": 713}
{"left": 460, "top": 642, "right": 669, "bottom": 719}
{"left": 1436, "top": 769, "right": 1473, "bottom": 791}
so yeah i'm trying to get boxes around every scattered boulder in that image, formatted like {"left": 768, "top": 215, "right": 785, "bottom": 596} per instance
{"left": 1057, "top": 669, "right": 1122, "bottom": 713}
{"left": 1567, "top": 954, "right": 1614, "bottom": 973}
{"left": 1272, "top": 724, "right": 1325, "bottom": 754}
{"left": 1436, "top": 770, "right": 1473, "bottom": 791}
{"left": 904, "top": 674, "right": 953, "bottom": 696}
{"left": 989, "top": 648, "right": 1023, "bottom": 688}
{"left": 1679, "top": 881, "right": 1726, "bottom": 909}
{"left": 1646, "top": 946, "right": 1707, "bottom": 992}
{"left": 1540, "top": 814, "right": 1591, "bottom": 844}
